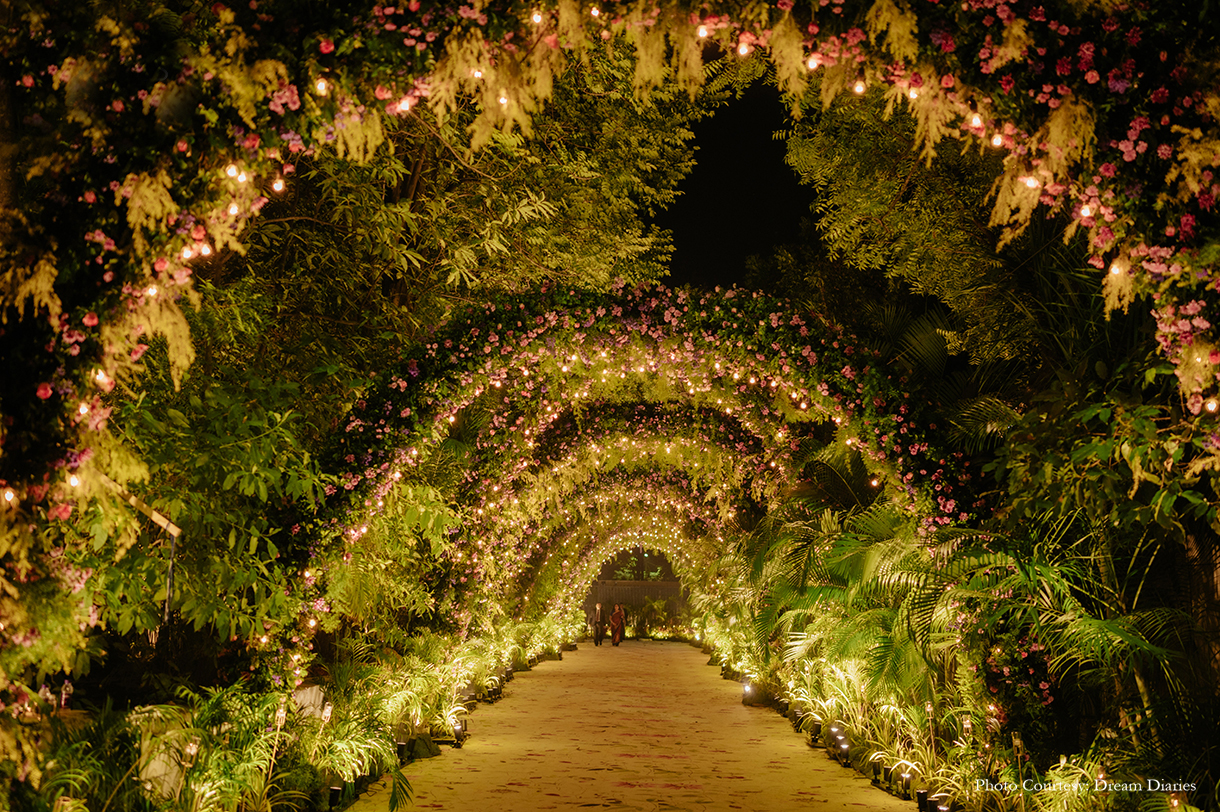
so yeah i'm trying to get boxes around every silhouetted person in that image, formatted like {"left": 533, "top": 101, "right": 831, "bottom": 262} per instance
{"left": 589, "top": 602, "right": 608, "bottom": 646}
{"left": 610, "top": 604, "right": 626, "bottom": 647}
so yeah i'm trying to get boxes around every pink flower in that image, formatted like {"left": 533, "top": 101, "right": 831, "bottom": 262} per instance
{"left": 82, "top": 312, "right": 98, "bottom": 326}
{"left": 21, "top": 75, "right": 34, "bottom": 87}
{"left": 83, "top": 191, "right": 96, "bottom": 203}
{"left": 1085, "top": 70, "right": 1100, "bottom": 84}
{"left": 940, "top": 74, "right": 955, "bottom": 88}
{"left": 36, "top": 382, "right": 53, "bottom": 400}
{"left": 130, "top": 343, "right": 149, "bottom": 361}
{"left": 48, "top": 503, "right": 73, "bottom": 521}
{"left": 319, "top": 39, "right": 335, "bottom": 54}
{"left": 111, "top": 100, "right": 124, "bottom": 112}
{"left": 176, "top": 139, "right": 189, "bottom": 152}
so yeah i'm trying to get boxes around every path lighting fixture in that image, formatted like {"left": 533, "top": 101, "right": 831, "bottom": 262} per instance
{"left": 184, "top": 739, "right": 200, "bottom": 767}
{"left": 915, "top": 788, "right": 929, "bottom": 811}
{"left": 275, "top": 700, "right": 287, "bottom": 728}
{"left": 322, "top": 702, "right": 333, "bottom": 723}
{"left": 882, "top": 765, "right": 893, "bottom": 785}
{"left": 871, "top": 760, "right": 882, "bottom": 783}
{"left": 901, "top": 772, "right": 912, "bottom": 798}
{"left": 962, "top": 717, "right": 973, "bottom": 737}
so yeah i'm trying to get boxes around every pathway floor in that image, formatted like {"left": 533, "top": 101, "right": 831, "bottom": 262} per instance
{"left": 350, "top": 640, "right": 912, "bottom": 811}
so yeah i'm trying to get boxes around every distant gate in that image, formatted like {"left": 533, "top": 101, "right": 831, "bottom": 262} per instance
{"left": 584, "top": 579, "right": 687, "bottom": 634}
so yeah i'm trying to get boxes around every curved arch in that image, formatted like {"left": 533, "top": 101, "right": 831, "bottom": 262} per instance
{"left": 315, "top": 284, "right": 975, "bottom": 624}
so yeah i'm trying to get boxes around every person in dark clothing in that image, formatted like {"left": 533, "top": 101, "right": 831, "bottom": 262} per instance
{"left": 609, "top": 604, "right": 626, "bottom": 646}
{"left": 589, "top": 602, "right": 608, "bottom": 646}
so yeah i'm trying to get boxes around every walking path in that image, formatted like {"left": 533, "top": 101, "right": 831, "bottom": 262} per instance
{"left": 350, "top": 640, "right": 912, "bottom": 811}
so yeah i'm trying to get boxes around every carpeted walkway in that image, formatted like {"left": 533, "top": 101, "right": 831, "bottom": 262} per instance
{"left": 349, "top": 640, "right": 912, "bottom": 811}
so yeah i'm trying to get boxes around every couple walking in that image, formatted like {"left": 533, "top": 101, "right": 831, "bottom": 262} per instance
{"left": 590, "top": 602, "right": 625, "bottom": 647}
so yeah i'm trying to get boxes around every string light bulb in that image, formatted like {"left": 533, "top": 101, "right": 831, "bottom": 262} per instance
{"left": 1207, "top": 398, "right": 1218, "bottom": 413}
{"left": 532, "top": 11, "right": 543, "bottom": 23}
{"left": 182, "top": 247, "right": 193, "bottom": 260}
{"left": 199, "top": 244, "right": 211, "bottom": 256}
{"left": 697, "top": 24, "right": 708, "bottom": 37}
{"left": 807, "top": 55, "right": 820, "bottom": 70}
{"left": 78, "top": 403, "right": 90, "bottom": 416}
{"left": 229, "top": 203, "right": 240, "bottom": 215}
{"left": 147, "top": 285, "right": 158, "bottom": 297}
{"left": 315, "top": 78, "right": 328, "bottom": 94}
{"left": 1024, "top": 176, "right": 1040, "bottom": 189}
{"left": 3, "top": 489, "right": 14, "bottom": 503}
{"left": 908, "top": 88, "right": 918, "bottom": 100}
{"left": 737, "top": 42, "right": 750, "bottom": 56}
{"left": 590, "top": 6, "right": 599, "bottom": 16}
{"left": 854, "top": 79, "right": 866, "bottom": 94}
{"left": 499, "top": 95, "right": 508, "bottom": 105}
{"left": 971, "top": 114, "right": 982, "bottom": 127}
{"left": 1080, "top": 205, "right": 1092, "bottom": 217}
{"left": 397, "top": 97, "right": 412, "bottom": 112}
{"left": 69, "top": 475, "right": 80, "bottom": 487}
{"left": 272, "top": 178, "right": 284, "bottom": 192}
{"left": 226, "top": 164, "right": 238, "bottom": 177}
{"left": 1110, "top": 262, "right": 1123, "bottom": 275}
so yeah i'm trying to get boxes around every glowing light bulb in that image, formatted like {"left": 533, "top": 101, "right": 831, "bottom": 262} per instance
{"left": 971, "top": 114, "right": 981, "bottom": 127}
{"left": 398, "top": 97, "right": 412, "bottom": 112}
{"left": 147, "top": 285, "right": 158, "bottom": 297}
{"left": 95, "top": 369, "right": 108, "bottom": 383}
{"left": 308, "top": 618, "right": 317, "bottom": 628}
{"left": 272, "top": 178, "right": 284, "bottom": 192}
{"left": 697, "top": 24, "right": 708, "bottom": 37}
{"left": 532, "top": 11, "right": 543, "bottom": 23}
{"left": 737, "top": 42, "right": 749, "bottom": 56}
{"left": 260, "top": 636, "right": 268, "bottom": 644}
{"left": 1080, "top": 205, "right": 1092, "bottom": 217}
{"left": 590, "top": 6, "right": 599, "bottom": 16}
{"left": 1024, "top": 176, "right": 1040, "bottom": 189}
{"left": 473, "top": 69, "right": 483, "bottom": 79}
{"left": 70, "top": 475, "right": 80, "bottom": 487}
{"left": 78, "top": 403, "right": 89, "bottom": 415}
{"left": 1207, "top": 399, "right": 1218, "bottom": 413}
{"left": 908, "top": 88, "right": 918, "bottom": 100}
{"left": 182, "top": 247, "right": 194, "bottom": 260}
{"left": 237, "top": 172, "right": 247, "bottom": 183}
{"left": 229, "top": 203, "right": 240, "bottom": 215}
{"left": 854, "top": 80, "right": 865, "bottom": 94}
{"left": 315, "top": 78, "right": 328, "bottom": 94}
{"left": 991, "top": 133, "right": 1003, "bottom": 147}
{"left": 499, "top": 95, "right": 508, "bottom": 105}
{"left": 1110, "top": 263, "right": 1122, "bottom": 275}
{"left": 199, "top": 244, "right": 211, "bottom": 256}
{"left": 3, "top": 489, "right": 13, "bottom": 502}
{"left": 870, "top": 479, "right": 879, "bottom": 486}
{"left": 807, "top": 55, "right": 820, "bottom": 70}
{"left": 226, "top": 164, "right": 238, "bottom": 177}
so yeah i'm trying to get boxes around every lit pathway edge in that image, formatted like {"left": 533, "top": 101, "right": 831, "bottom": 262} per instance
{"left": 349, "top": 640, "right": 912, "bottom": 811}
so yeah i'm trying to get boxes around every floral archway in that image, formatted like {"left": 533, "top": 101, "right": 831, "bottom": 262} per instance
{"left": 307, "top": 283, "right": 974, "bottom": 628}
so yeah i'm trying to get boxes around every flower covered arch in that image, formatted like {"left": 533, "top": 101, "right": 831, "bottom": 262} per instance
{"left": 313, "top": 283, "right": 975, "bottom": 624}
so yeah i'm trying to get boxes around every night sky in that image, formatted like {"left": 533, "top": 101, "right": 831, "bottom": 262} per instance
{"left": 654, "top": 82, "right": 815, "bottom": 290}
